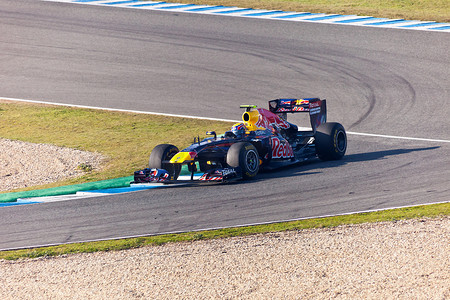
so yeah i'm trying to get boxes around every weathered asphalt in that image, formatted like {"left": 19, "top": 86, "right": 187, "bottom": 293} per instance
{"left": 0, "top": 0, "right": 448, "bottom": 249}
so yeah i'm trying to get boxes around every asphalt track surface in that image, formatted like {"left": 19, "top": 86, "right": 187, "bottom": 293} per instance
{"left": 0, "top": 0, "right": 449, "bottom": 249}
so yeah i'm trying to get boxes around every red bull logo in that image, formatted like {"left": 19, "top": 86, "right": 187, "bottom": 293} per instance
{"left": 150, "top": 169, "right": 169, "bottom": 182}
{"left": 271, "top": 137, "right": 294, "bottom": 159}
{"left": 296, "top": 99, "right": 309, "bottom": 105}
{"left": 255, "top": 108, "right": 290, "bottom": 131}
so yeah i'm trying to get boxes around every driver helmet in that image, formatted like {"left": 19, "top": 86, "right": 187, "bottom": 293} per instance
{"left": 231, "top": 123, "right": 247, "bottom": 138}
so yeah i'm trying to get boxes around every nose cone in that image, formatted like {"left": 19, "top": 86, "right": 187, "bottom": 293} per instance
{"left": 169, "top": 152, "right": 196, "bottom": 164}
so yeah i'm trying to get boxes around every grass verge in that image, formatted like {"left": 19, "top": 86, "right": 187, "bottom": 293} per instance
{"left": 1, "top": 202, "right": 448, "bottom": 260}
{"left": 157, "top": 0, "right": 450, "bottom": 23}
{"left": 0, "top": 100, "right": 233, "bottom": 193}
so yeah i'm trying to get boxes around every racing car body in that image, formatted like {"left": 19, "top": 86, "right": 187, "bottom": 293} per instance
{"left": 133, "top": 98, "right": 347, "bottom": 183}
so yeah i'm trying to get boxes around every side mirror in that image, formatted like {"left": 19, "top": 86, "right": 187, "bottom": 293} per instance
{"left": 206, "top": 131, "right": 216, "bottom": 139}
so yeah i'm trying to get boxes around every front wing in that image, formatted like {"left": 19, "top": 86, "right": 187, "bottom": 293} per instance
{"left": 132, "top": 167, "right": 243, "bottom": 184}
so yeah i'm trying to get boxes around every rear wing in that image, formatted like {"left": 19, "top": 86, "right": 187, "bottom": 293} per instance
{"left": 268, "top": 98, "right": 327, "bottom": 132}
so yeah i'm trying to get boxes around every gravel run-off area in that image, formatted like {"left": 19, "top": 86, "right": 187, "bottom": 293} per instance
{"left": 0, "top": 218, "right": 449, "bottom": 299}
{"left": 0, "top": 138, "right": 105, "bottom": 192}
{"left": 0, "top": 139, "right": 448, "bottom": 299}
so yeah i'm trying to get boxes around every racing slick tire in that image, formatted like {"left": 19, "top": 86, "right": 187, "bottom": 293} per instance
{"left": 149, "top": 144, "right": 181, "bottom": 180}
{"left": 315, "top": 122, "right": 347, "bottom": 161}
{"left": 226, "top": 142, "right": 259, "bottom": 179}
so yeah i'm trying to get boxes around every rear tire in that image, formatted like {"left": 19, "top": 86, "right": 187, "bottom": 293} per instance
{"left": 149, "top": 144, "right": 181, "bottom": 180}
{"left": 315, "top": 122, "right": 347, "bottom": 161}
{"left": 226, "top": 142, "right": 259, "bottom": 179}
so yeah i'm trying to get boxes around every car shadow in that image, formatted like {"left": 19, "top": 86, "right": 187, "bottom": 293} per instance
{"left": 235, "top": 146, "right": 441, "bottom": 184}
{"left": 335, "top": 146, "right": 440, "bottom": 164}
{"left": 166, "top": 146, "right": 439, "bottom": 188}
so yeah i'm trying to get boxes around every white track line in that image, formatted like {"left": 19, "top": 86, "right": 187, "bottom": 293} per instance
{"left": 0, "top": 97, "right": 237, "bottom": 123}
{"left": 2, "top": 97, "right": 450, "bottom": 143}
{"left": 347, "top": 131, "right": 450, "bottom": 143}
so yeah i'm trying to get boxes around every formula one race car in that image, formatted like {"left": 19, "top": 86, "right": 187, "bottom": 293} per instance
{"left": 133, "top": 98, "right": 346, "bottom": 183}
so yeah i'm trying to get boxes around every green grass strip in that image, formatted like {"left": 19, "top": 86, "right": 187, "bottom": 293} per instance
{"left": 157, "top": 0, "right": 450, "bottom": 23}
{"left": 0, "top": 166, "right": 192, "bottom": 203}
{"left": 0, "top": 100, "right": 233, "bottom": 193}
{"left": 0, "top": 177, "right": 134, "bottom": 203}
{"left": 1, "top": 202, "right": 448, "bottom": 260}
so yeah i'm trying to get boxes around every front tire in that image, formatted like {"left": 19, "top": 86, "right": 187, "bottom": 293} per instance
{"left": 315, "top": 122, "right": 347, "bottom": 161}
{"left": 149, "top": 144, "right": 181, "bottom": 180}
{"left": 226, "top": 142, "right": 259, "bottom": 179}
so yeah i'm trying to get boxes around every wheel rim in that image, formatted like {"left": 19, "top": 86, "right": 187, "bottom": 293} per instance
{"left": 245, "top": 150, "right": 259, "bottom": 173}
{"left": 336, "top": 130, "right": 346, "bottom": 153}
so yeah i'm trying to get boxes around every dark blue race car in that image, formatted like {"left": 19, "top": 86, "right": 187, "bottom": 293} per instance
{"left": 133, "top": 98, "right": 347, "bottom": 183}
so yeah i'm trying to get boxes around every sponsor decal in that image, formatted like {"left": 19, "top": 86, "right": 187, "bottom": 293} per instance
{"left": 199, "top": 168, "right": 238, "bottom": 181}
{"left": 296, "top": 99, "right": 309, "bottom": 105}
{"left": 199, "top": 173, "right": 223, "bottom": 181}
{"left": 280, "top": 100, "right": 292, "bottom": 105}
{"left": 309, "top": 101, "right": 321, "bottom": 108}
{"left": 334, "top": 131, "right": 339, "bottom": 153}
{"left": 293, "top": 106, "right": 307, "bottom": 112}
{"left": 309, "top": 107, "right": 321, "bottom": 115}
{"left": 221, "top": 168, "right": 237, "bottom": 176}
{"left": 271, "top": 137, "right": 294, "bottom": 159}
